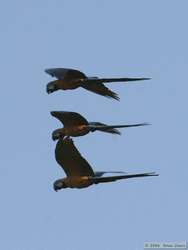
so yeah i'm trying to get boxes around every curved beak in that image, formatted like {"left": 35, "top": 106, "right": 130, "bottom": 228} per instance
{"left": 52, "top": 132, "right": 65, "bottom": 141}
{"left": 52, "top": 134, "right": 59, "bottom": 141}
{"left": 46, "top": 82, "right": 57, "bottom": 94}
{"left": 53, "top": 185, "right": 59, "bottom": 192}
{"left": 46, "top": 86, "right": 54, "bottom": 94}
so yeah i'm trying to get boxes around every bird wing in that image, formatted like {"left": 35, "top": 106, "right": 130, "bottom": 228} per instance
{"left": 91, "top": 172, "right": 159, "bottom": 184}
{"left": 51, "top": 111, "right": 88, "bottom": 126}
{"left": 45, "top": 68, "right": 86, "bottom": 80}
{"left": 82, "top": 82, "right": 119, "bottom": 101}
{"left": 55, "top": 138, "right": 95, "bottom": 177}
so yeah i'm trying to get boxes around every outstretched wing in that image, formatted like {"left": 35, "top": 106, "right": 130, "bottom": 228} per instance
{"left": 55, "top": 138, "right": 95, "bottom": 177}
{"left": 82, "top": 82, "right": 119, "bottom": 101}
{"left": 45, "top": 68, "right": 86, "bottom": 80}
{"left": 51, "top": 111, "right": 88, "bottom": 126}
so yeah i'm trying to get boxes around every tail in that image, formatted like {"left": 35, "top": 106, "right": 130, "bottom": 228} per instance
{"left": 88, "top": 122, "right": 150, "bottom": 135}
{"left": 85, "top": 77, "right": 151, "bottom": 83}
{"left": 81, "top": 77, "right": 150, "bottom": 101}
{"left": 85, "top": 77, "right": 151, "bottom": 84}
{"left": 91, "top": 172, "right": 159, "bottom": 184}
{"left": 100, "top": 77, "right": 151, "bottom": 83}
{"left": 94, "top": 171, "right": 127, "bottom": 177}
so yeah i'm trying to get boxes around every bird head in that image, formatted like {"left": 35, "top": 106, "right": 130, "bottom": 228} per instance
{"left": 46, "top": 80, "right": 59, "bottom": 94}
{"left": 52, "top": 129, "right": 65, "bottom": 141}
{"left": 53, "top": 179, "right": 67, "bottom": 191}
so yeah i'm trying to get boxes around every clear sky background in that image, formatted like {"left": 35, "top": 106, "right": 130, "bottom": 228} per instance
{"left": 0, "top": 1, "right": 187, "bottom": 249}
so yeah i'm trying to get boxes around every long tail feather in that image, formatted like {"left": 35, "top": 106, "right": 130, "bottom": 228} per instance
{"left": 94, "top": 171, "right": 126, "bottom": 177}
{"left": 100, "top": 77, "right": 151, "bottom": 83}
{"left": 88, "top": 122, "right": 150, "bottom": 135}
{"left": 91, "top": 172, "right": 159, "bottom": 184}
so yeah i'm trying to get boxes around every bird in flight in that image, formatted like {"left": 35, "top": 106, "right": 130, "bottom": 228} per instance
{"left": 45, "top": 68, "right": 150, "bottom": 100}
{"left": 51, "top": 111, "right": 149, "bottom": 140}
{"left": 53, "top": 138, "right": 158, "bottom": 191}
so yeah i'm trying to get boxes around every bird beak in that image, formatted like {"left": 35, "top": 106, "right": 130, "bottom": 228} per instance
{"left": 53, "top": 186, "right": 58, "bottom": 192}
{"left": 52, "top": 133, "right": 65, "bottom": 141}
{"left": 52, "top": 133, "right": 60, "bottom": 141}
{"left": 46, "top": 83, "right": 55, "bottom": 94}
{"left": 52, "top": 135, "right": 57, "bottom": 141}
{"left": 47, "top": 88, "right": 53, "bottom": 94}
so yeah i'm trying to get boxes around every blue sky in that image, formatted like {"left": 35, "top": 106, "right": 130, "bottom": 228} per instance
{"left": 0, "top": 1, "right": 187, "bottom": 249}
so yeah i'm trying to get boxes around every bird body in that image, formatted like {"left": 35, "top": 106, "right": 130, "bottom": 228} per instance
{"left": 53, "top": 125, "right": 90, "bottom": 138}
{"left": 55, "top": 176, "right": 92, "bottom": 189}
{"left": 50, "top": 79, "right": 82, "bottom": 90}
{"left": 53, "top": 138, "right": 158, "bottom": 191}
{"left": 51, "top": 111, "right": 149, "bottom": 140}
{"left": 45, "top": 68, "right": 150, "bottom": 100}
